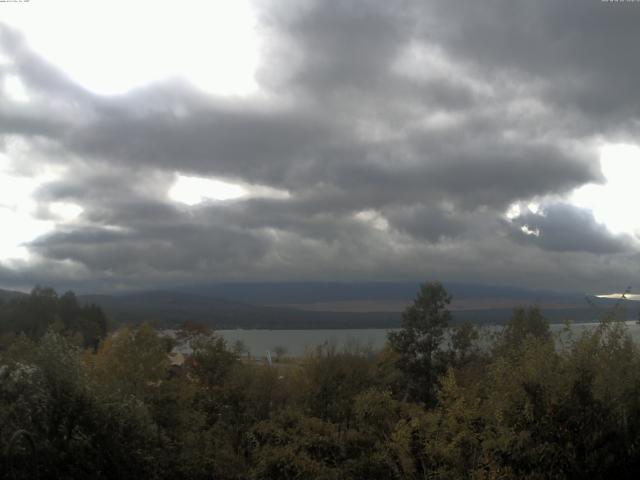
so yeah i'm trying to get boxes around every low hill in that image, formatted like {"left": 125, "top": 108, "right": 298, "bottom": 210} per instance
{"left": 78, "top": 290, "right": 399, "bottom": 329}
{"left": 181, "top": 281, "right": 586, "bottom": 305}
{"left": 0, "top": 288, "right": 28, "bottom": 302}
{"left": 73, "top": 284, "right": 640, "bottom": 329}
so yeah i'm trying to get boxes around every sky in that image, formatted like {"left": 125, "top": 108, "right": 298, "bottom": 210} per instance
{"left": 0, "top": 0, "right": 640, "bottom": 294}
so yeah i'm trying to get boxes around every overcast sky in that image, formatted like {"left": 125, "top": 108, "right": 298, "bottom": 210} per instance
{"left": 0, "top": 0, "right": 639, "bottom": 293}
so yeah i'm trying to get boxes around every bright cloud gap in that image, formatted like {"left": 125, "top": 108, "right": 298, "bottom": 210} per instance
{"left": 4, "top": 75, "right": 29, "bottom": 102}
{"left": 597, "top": 293, "right": 640, "bottom": 301}
{"left": 1, "top": 0, "right": 260, "bottom": 97}
{"left": 571, "top": 143, "right": 640, "bottom": 237}
{"left": 168, "top": 174, "right": 290, "bottom": 206}
{"left": 503, "top": 143, "right": 640, "bottom": 243}
{"left": 49, "top": 202, "right": 83, "bottom": 222}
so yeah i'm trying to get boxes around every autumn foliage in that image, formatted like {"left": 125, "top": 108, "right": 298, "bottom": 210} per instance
{"left": 1, "top": 283, "right": 640, "bottom": 479}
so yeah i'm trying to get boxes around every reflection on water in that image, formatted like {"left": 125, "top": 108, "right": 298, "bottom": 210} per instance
{"left": 213, "top": 321, "right": 640, "bottom": 358}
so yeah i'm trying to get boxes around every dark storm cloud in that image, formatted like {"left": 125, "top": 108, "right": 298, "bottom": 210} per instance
{"left": 1, "top": 0, "right": 640, "bottom": 292}
{"left": 29, "top": 222, "right": 269, "bottom": 274}
{"left": 261, "top": 0, "right": 414, "bottom": 93}
{"left": 507, "top": 203, "right": 633, "bottom": 254}
{"left": 382, "top": 204, "right": 474, "bottom": 243}
{"left": 422, "top": 0, "right": 640, "bottom": 127}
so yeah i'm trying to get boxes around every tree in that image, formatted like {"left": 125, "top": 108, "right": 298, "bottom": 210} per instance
{"left": 303, "top": 348, "right": 379, "bottom": 424}
{"left": 186, "top": 333, "right": 238, "bottom": 388}
{"left": 448, "top": 321, "right": 479, "bottom": 365}
{"left": 272, "top": 345, "right": 287, "bottom": 362}
{"left": 233, "top": 339, "right": 249, "bottom": 357}
{"left": 387, "top": 282, "right": 451, "bottom": 405}
{"left": 0, "top": 287, "right": 108, "bottom": 350}
{"left": 0, "top": 331, "right": 164, "bottom": 478}
{"left": 90, "top": 323, "right": 170, "bottom": 400}
{"left": 495, "top": 305, "right": 551, "bottom": 356}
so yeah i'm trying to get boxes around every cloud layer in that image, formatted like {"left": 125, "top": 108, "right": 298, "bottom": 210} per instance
{"left": 1, "top": 0, "right": 639, "bottom": 293}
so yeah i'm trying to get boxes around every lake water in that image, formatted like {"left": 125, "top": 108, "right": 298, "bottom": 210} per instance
{"left": 214, "top": 321, "right": 640, "bottom": 357}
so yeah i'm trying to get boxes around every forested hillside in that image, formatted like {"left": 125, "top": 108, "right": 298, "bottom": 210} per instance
{"left": 0, "top": 287, "right": 108, "bottom": 350}
{"left": 1, "top": 283, "right": 640, "bottom": 478}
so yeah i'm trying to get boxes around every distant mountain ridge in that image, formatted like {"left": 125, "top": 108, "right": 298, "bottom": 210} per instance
{"left": 1, "top": 284, "right": 637, "bottom": 329}
{"left": 180, "top": 281, "right": 586, "bottom": 305}
{"left": 76, "top": 290, "right": 399, "bottom": 329}
{"left": 81, "top": 283, "right": 640, "bottom": 329}
{"left": 0, "top": 289, "right": 27, "bottom": 302}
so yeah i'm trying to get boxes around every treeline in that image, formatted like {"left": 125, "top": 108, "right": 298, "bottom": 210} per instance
{"left": 0, "top": 287, "right": 108, "bottom": 350}
{"left": 1, "top": 283, "right": 640, "bottom": 478}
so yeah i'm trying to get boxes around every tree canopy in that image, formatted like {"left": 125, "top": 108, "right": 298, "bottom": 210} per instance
{"left": 2, "top": 284, "right": 640, "bottom": 478}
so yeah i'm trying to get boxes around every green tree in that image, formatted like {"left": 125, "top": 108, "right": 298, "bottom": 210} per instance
{"left": 387, "top": 282, "right": 451, "bottom": 404}
{"left": 89, "top": 323, "right": 170, "bottom": 401}
{"left": 0, "top": 331, "right": 164, "bottom": 478}
{"left": 0, "top": 287, "right": 108, "bottom": 350}
{"left": 495, "top": 306, "right": 552, "bottom": 356}
{"left": 273, "top": 345, "right": 287, "bottom": 362}
{"left": 174, "top": 333, "right": 247, "bottom": 479}
{"left": 448, "top": 321, "right": 480, "bottom": 366}
{"left": 302, "top": 347, "right": 379, "bottom": 424}
{"left": 233, "top": 339, "right": 249, "bottom": 357}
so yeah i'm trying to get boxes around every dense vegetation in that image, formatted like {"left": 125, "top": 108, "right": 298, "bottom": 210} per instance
{"left": 1, "top": 283, "right": 639, "bottom": 478}
{"left": 0, "top": 287, "right": 108, "bottom": 351}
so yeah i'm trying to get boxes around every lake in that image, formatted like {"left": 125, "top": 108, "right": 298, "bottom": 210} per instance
{"left": 212, "top": 321, "right": 640, "bottom": 357}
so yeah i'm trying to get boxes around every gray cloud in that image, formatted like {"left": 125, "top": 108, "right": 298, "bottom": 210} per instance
{"left": 0, "top": 0, "right": 640, "bottom": 293}
{"left": 507, "top": 203, "right": 634, "bottom": 254}
{"left": 422, "top": 0, "right": 640, "bottom": 129}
